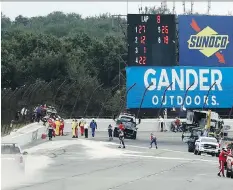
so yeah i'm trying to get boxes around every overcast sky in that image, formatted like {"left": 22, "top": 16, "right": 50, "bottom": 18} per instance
{"left": 1, "top": 1, "right": 233, "bottom": 20}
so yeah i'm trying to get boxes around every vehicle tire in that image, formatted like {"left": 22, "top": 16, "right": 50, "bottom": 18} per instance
{"left": 194, "top": 149, "right": 198, "bottom": 155}
{"left": 113, "top": 128, "right": 118, "bottom": 137}
{"left": 211, "top": 153, "right": 215, "bottom": 157}
{"left": 188, "top": 143, "right": 194, "bottom": 152}
{"left": 198, "top": 151, "right": 201, "bottom": 155}
{"left": 132, "top": 132, "right": 137, "bottom": 140}
{"left": 226, "top": 170, "right": 231, "bottom": 178}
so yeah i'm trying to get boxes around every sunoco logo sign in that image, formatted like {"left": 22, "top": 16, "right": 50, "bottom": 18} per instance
{"left": 187, "top": 19, "right": 230, "bottom": 64}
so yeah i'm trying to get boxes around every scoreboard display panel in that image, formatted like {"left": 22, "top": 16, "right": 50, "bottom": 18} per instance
{"left": 127, "top": 14, "right": 177, "bottom": 66}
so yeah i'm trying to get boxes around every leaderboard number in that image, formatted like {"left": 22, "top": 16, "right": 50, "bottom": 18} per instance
{"left": 156, "top": 15, "right": 169, "bottom": 44}
{"left": 135, "top": 25, "right": 146, "bottom": 33}
{"left": 136, "top": 56, "right": 146, "bottom": 65}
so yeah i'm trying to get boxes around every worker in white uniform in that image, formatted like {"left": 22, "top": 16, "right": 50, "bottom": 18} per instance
{"left": 84, "top": 122, "right": 89, "bottom": 138}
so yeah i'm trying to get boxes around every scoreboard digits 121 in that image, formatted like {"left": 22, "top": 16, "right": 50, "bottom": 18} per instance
{"left": 127, "top": 14, "right": 177, "bottom": 66}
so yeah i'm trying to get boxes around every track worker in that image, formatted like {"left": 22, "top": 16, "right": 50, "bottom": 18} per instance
{"left": 118, "top": 129, "right": 125, "bottom": 149}
{"left": 218, "top": 148, "right": 228, "bottom": 177}
{"left": 90, "top": 119, "right": 97, "bottom": 137}
{"left": 108, "top": 124, "right": 113, "bottom": 141}
{"left": 79, "top": 118, "right": 85, "bottom": 136}
{"left": 48, "top": 124, "right": 54, "bottom": 141}
{"left": 59, "top": 119, "right": 64, "bottom": 136}
{"left": 75, "top": 119, "right": 79, "bottom": 138}
{"left": 72, "top": 119, "right": 78, "bottom": 138}
{"left": 55, "top": 118, "right": 61, "bottom": 136}
{"left": 149, "top": 133, "right": 158, "bottom": 149}
{"left": 118, "top": 122, "right": 125, "bottom": 131}
{"left": 84, "top": 122, "right": 89, "bottom": 138}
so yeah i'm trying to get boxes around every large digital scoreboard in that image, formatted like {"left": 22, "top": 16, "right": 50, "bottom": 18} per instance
{"left": 127, "top": 14, "right": 177, "bottom": 66}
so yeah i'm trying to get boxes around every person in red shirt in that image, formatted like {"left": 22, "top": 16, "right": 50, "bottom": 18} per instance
{"left": 218, "top": 148, "right": 228, "bottom": 177}
{"left": 59, "top": 119, "right": 64, "bottom": 136}
{"left": 118, "top": 122, "right": 125, "bottom": 131}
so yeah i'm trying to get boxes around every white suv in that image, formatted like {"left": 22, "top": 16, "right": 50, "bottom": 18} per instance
{"left": 194, "top": 137, "right": 220, "bottom": 157}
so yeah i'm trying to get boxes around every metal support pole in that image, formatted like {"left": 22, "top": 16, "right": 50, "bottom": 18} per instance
{"left": 83, "top": 83, "right": 104, "bottom": 117}
{"left": 98, "top": 84, "right": 120, "bottom": 118}
{"left": 180, "top": 82, "right": 194, "bottom": 112}
{"left": 59, "top": 81, "right": 77, "bottom": 113}
{"left": 70, "top": 85, "right": 85, "bottom": 118}
{"left": 53, "top": 79, "right": 67, "bottom": 105}
{"left": 228, "top": 105, "right": 233, "bottom": 119}
{"left": 119, "top": 61, "right": 121, "bottom": 90}
{"left": 157, "top": 82, "right": 173, "bottom": 118}
{"left": 119, "top": 83, "right": 136, "bottom": 114}
{"left": 137, "top": 82, "right": 153, "bottom": 119}
{"left": 202, "top": 81, "right": 216, "bottom": 110}
{"left": 70, "top": 79, "right": 94, "bottom": 118}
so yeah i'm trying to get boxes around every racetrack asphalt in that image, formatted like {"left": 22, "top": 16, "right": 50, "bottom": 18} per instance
{"left": 2, "top": 131, "right": 232, "bottom": 190}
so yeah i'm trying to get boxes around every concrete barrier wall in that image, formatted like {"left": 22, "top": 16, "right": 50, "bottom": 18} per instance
{"left": 64, "top": 118, "right": 233, "bottom": 133}
{"left": 2, "top": 118, "right": 233, "bottom": 147}
{"left": 1, "top": 123, "right": 47, "bottom": 146}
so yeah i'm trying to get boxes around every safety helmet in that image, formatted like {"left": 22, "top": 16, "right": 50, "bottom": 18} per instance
{"left": 56, "top": 118, "right": 59, "bottom": 121}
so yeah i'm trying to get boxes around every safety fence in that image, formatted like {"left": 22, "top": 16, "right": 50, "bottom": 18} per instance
{"left": 2, "top": 79, "right": 233, "bottom": 136}
{"left": 1, "top": 79, "right": 125, "bottom": 136}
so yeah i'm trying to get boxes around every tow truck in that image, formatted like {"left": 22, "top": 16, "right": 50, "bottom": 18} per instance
{"left": 182, "top": 110, "right": 227, "bottom": 153}
{"left": 113, "top": 112, "right": 141, "bottom": 140}
{"left": 184, "top": 110, "right": 224, "bottom": 130}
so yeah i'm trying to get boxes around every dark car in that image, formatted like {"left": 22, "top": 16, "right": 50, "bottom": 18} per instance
{"left": 113, "top": 113, "right": 140, "bottom": 140}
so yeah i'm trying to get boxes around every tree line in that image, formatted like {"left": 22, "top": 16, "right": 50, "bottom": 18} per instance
{"left": 2, "top": 7, "right": 228, "bottom": 119}
{"left": 1, "top": 11, "right": 128, "bottom": 119}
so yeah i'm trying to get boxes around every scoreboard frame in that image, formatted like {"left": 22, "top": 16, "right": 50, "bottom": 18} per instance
{"left": 127, "top": 14, "right": 177, "bottom": 67}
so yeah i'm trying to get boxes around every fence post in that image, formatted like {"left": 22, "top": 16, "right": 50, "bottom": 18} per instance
{"left": 137, "top": 82, "right": 153, "bottom": 119}
{"left": 83, "top": 83, "right": 104, "bottom": 117}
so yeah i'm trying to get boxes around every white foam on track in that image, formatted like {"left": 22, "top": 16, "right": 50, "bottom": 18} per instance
{"left": 26, "top": 139, "right": 141, "bottom": 159}
{"left": 1, "top": 155, "right": 52, "bottom": 190}
{"left": 25, "top": 140, "right": 81, "bottom": 153}
{"left": 79, "top": 140, "right": 141, "bottom": 159}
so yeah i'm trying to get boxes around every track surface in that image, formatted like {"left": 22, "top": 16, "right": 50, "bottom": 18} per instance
{"left": 2, "top": 131, "right": 233, "bottom": 190}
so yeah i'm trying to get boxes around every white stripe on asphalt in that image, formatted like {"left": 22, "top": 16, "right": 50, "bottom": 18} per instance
{"left": 105, "top": 142, "right": 187, "bottom": 154}
{"left": 122, "top": 154, "right": 218, "bottom": 164}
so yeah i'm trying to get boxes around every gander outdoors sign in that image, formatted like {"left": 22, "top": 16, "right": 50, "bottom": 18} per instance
{"left": 178, "top": 15, "right": 233, "bottom": 66}
{"left": 126, "top": 67, "right": 233, "bottom": 109}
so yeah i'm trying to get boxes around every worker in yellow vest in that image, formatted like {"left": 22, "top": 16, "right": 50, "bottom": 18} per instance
{"left": 55, "top": 118, "right": 61, "bottom": 136}
{"left": 72, "top": 119, "right": 78, "bottom": 138}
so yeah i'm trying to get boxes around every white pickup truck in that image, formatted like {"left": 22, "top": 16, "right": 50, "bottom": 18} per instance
{"left": 194, "top": 137, "right": 220, "bottom": 157}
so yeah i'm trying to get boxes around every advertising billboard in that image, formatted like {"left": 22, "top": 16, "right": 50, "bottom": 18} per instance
{"left": 178, "top": 15, "right": 233, "bottom": 66}
{"left": 126, "top": 66, "right": 233, "bottom": 109}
